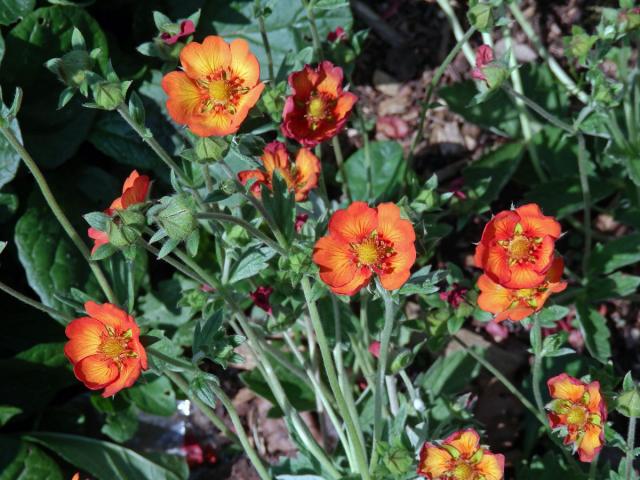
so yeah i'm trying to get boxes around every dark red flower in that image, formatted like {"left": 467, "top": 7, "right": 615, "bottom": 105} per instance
{"left": 250, "top": 286, "right": 274, "bottom": 314}
{"left": 439, "top": 283, "right": 468, "bottom": 308}
{"left": 161, "top": 20, "right": 196, "bottom": 45}
{"left": 327, "top": 27, "right": 347, "bottom": 43}
{"left": 295, "top": 213, "right": 309, "bottom": 233}
{"left": 281, "top": 61, "right": 357, "bottom": 147}
{"left": 368, "top": 341, "right": 381, "bottom": 358}
{"left": 472, "top": 45, "right": 495, "bottom": 81}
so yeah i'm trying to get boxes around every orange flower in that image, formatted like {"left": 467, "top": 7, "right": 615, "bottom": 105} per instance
{"left": 237, "top": 141, "right": 321, "bottom": 201}
{"left": 161, "top": 36, "right": 264, "bottom": 137}
{"left": 546, "top": 373, "right": 607, "bottom": 462}
{"left": 417, "top": 429, "right": 505, "bottom": 480}
{"left": 281, "top": 61, "right": 357, "bottom": 147}
{"left": 64, "top": 301, "right": 147, "bottom": 397}
{"left": 313, "top": 202, "right": 416, "bottom": 295}
{"left": 474, "top": 204, "right": 561, "bottom": 289}
{"left": 87, "top": 170, "right": 150, "bottom": 254}
{"left": 477, "top": 257, "right": 567, "bottom": 322}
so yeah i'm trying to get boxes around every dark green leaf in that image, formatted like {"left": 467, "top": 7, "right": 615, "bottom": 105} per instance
{"left": 14, "top": 199, "right": 98, "bottom": 319}
{"left": 14, "top": 342, "right": 66, "bottom": 367}
{"left": 575, "top": 302, "right": 611, "bottom": 364}
{"left": 344, "top": 141, "right": 405, "bottom": 201}
{"left": 0, "top": 105, "right": 21, "bottom": 190}
{"left": 229, "top": 245, "right": 276, "bottom": 284}
{"left": 0, "top": 406, "right": 21, "bottom": 427}
{"left": 0, "top": 0, "right": 35, "bottom": 26}
{"left": 0, "top": 437, "right": 62, "bottom": 480}
{"left": 101, "top": 405, "right": 139, "bottom": 443}
{"left": 0, "top": 192, "right": 19, "bottom": 223}
{"left": 1, "top": 6, "right": 109, "bottom": 167}
{"left": 125, "top": 375, "right": 176, "bottom": 417}
{"left": 589, "top": 234, "right": 640, "bottom": 275}
{"left": 587, "top": 272, "right": 640, "bottom": 300}
{"left": 27, "top": 433, "right": 187, "bottom": 480}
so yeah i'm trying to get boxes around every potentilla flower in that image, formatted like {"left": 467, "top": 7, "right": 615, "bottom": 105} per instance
{"left": 249, "top": 286, "right": 273, "bottom": 314}
{"left": 64, "top": 301, "right": 147, "bottom": 397}
{"left": 477, "top": 257, "right": 567, "bottom": 322}
{"left": 162, "top": 36, "right": 264, "bottom": 137}
{"left": 417, "top": 428, "right": 504, "bottom": 480}
{"left": 237, "top": 141, "right": 321, "bottom": 201}
{"left": 161, "top": 20, "right": 195, "bottom": 45}
{"left": 474, "top": 203, "right": 561, "bottom": 289}
{"left": 281, "top": 61, "right": 358, "bottom": 147}
{"left": 440, "top": 283, "right": 468, "bottom": 308}
{"left": 471, "top": 45, "right": 494, "bottom": 82}
{"left": 88, "top": 170, "right": 150, "bottom": 254}
{"left": 546, "top": 373, "right": 607, "bottom": 462}
{"left": 313, "top": 202, "right": 416, "bottom": 295}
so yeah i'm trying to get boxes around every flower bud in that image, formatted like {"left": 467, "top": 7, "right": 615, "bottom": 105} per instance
{"left": 46, "top": 50, "right": 94, "bottom": 88}
{"left": 91, "top": 80, "right": 131, "bottom": 110}
{"left": 156, "top": 195, "right": 197, "bottom": 241}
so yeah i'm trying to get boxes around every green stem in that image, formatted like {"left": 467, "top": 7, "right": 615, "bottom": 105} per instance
{"left": 301, "top": 276, "right": 370, "bottom": 479}
{"left": 453, "top": 335, "right": 544, "bottom": 423}
{"left": 576, "top": 135, "right": 592, "bottom": 274}
{"left": 434, "top": 0, "right": 476, "bottom": 65}
{"left": 300, "top": 0, "right": 324, "bottom": 61}
{"left": 627, "top": 416, "right": 637, "bottom": 480}
{"left": 257, "top": 11, "right": 275, "bottom": 83}
{"left": 407, "top": 25, "right": 477, "bottom": 168}
{"left": 126, "top": 261, "right": 135, "bottom": 314}
{"left": 196, "top": 212, "right": 285, "bottom": 255}
{"left": 508, "top": 2, "right": 589, "bottom": 104}
{"left": 531, "top": 319, "right": 547, "bottom": 418}
{"left": 502, "top": 84, "right": 575, "bottom": 135}
{"left": 160, "top": 371, "right": 270, "bottom": 480}
{"left": 0, "top": 280, "right": 73, "bottom": 323}
{"left": 332, "top": 136, "right": 352, "bottom": 202}
{"left": 589, "top": 453, "right": 599, "bottom": 480}
{"left": 356, "top": 107, "right": 373, "bottom": 201}
{"left": 0, "top": 125, "right": 116, "bottom": 304}
{"left": 201, "top": 164, "right": 214, "bottom": 193}
{"left": 370, "top": 286, "right": 395, "bottom": 470}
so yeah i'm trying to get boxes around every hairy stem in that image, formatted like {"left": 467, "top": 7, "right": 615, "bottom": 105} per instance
{"left": 0, "top": 125, "right": 116, "bottom": 304}
{"left": 627, "top": 416, "right": 637, "bottom": 480}
{"left": 0, "top": 280, "right": 73, "bottom": 323}
{"left": 576, "top": 134, "right": 592, "bottom": 274}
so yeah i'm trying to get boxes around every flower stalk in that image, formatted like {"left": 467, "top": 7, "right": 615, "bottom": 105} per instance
{"left": 0, "top": 125, "right": 116, "bottom": 304}
{"left": 0, "top": 280, "right": 73, "bottom": 323}
{"left": 627, "top": 416, "right": 637, "bottom": 480}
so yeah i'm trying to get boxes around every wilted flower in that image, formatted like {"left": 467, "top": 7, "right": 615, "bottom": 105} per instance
{"left": 417, "top": 428, "right": 504, "bottom": 480}
{"left": 88, "top": 170, "right": 150, "bottom": 254}
{"left": 474, "top": 203, "right": 561, "bottom": 289}
{"left": 237, "top": 141, "right": 321, "bottom": 201}
{"left": 162, "top": 36, "right": 264, "bottom": 136}
{"left": 471, "top": 45, "right": 494, "bottom": 82}
{"left": 281, "top": 61, "right": 357, "bottom": 147}
{"left": 477, "top": 257, "right": 567, "bottom": 322}
{"left": 161, "top": 20, "right": 195, "bottom": 45}
{"left": 547, "top": 373, "right": 607, "bottom": 462}
{"left": 249, "top": 286, "right": 273, "bottom": 314}
{"left": 64, "top": 302, "right": 147, "bottom": 397}
{"left": 440, "top": 283, "right": 468, "bottom": 308}
{"left": 313, "top": 202, "right": 416, "bottom": 295}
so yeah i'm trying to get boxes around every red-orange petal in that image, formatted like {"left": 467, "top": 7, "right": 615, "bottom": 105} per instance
{"left": 161, "top": 71, "right": 202, "bottom": 125}
{"left": 327, "top": 202, "right": 377, "bottom": 243}
{"left": 64, "top": 317, "right": 106, "bottom": 363}
{"left": 84, "top": 301, "right": 135, "bottom": 333}
{"left": 74, "top": 354, "right": 119, "bottom": 390}
{"left": 476, "top": 452, "right": 505, "bottom": 480}
{"left": 180, "top": 36, "right": 231, "bottom": 78}
{"left": 477, "top": 274, "right": 511, "bottom": 315}
{"left": 313, "top": 235, "right": 358, "bottom": 290}
{"left": 445, "top": 429, "right": 481, "bottom": 458}
{"left": 102, "top": 357, "right": 142, "bottom": 398}
{"left": 547, "top": 373, "right": 586, "bottom": 402}
{"left": 376, "top": 203, "right": 416, "bottom": 248}
{"left": 417, "top": 443, "right": 452, "bottom": 477}
{"left": 294, "top": 148, "right": 321, "bottom": 201}
{"left": 229, "top": 38, "right": 260, "bottom": 86}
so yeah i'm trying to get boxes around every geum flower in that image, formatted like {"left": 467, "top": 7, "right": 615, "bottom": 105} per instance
{"left": 417, "top": 428, "right": 504, "bottom": 480}
{"left": 281, "top": 61, "right": 357, "bottom": 147}
{"left": 64, "top": 301, "right": 147, "bottom": 397}
{"left": 162, "top": 36, "right": 264, "bottom": 137}
{"left": 474, "top": 203, "right": 561, "bottom": 289}
{"left": 88, "top": 170, "right": 150, "bottom": 254}
{"left": 160, "top": 19, "right": 195, "bottom": 45}
{"left": 313, "top": 202, "right": 416, "bottom": 295}
{"left": 237, "top": 141, "right": 321, "bottom": 201}
{"left": 477, "top": 256, "right": 566, "bottom": 322}
{"left": 547, "top": 373, "right": 607, "bottom": 462}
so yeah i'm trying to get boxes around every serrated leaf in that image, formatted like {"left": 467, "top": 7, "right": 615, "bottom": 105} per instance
{"left": 229, "top": 246, "right": 276, "bottom": 284}
{"left": 344, "top": 141, "right": 405, "bottom": 202}
{"left": 576, "top": 302, "right": 611, "bottom": 364}
{"left": 589, "top": 234, "right": 640, "bottom": 275}
{"left": 125, "top": 375, "right": 176, "bottom": 417}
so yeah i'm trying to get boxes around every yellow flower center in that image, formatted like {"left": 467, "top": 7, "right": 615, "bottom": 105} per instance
{"left": 208, "top": 79, "right": 232, "bottom": 103}
{"left": 508, "top": 235, "right": 531, "bottom": 260}
{"left": 351, "top": 234, "right": 396, "bottom": 271}
{"left": 452, "top": 462, "right": 474, "bottom": 480}
{"left": 567, "top": 405, "right": 588, "bottom": 426}
{"left": 100, "top": 329, "right": 135, "bottom": 361}
{"left": 355, "top": 239, "right": 381, "bottom": 265}
{"left": 307, "top": 97, "right": 326, "bottom": 120}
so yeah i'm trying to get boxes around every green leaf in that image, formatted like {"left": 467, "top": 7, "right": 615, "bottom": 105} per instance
{"left": 14, "top": 199, "right": 97, "bottom": 319}
{"left": 101, "top": 406, "right": 139, "bottom": 443}
{"left": 27, "top": 433, "right": 187, "bottom": 480}
{"left": 417, "top": 349, "right": 480, "bottom": 396}
{"left": 125, "top": 375, "right": 176, "bottom": 417}
{"left": 0, "top": 0, "right": 35, "bottom": 26}
{"left": 617, "top": 388, "right": 640, "bottom": 418}
{"left": 0, "top": 406, "right": 22, "bottom": 427}
{"left": 1, "top": 6, "right": 108, "bottom": 167}
{"left": 14, "top": 342, "right": 66, "bottom": 367}
{"left": 344, "top": 141, "right": 405, "bottom": 201}
{"left": 0, "top": 193, "right": 18, "bottom": 223}
{"left": 537, "top": 305, "right": 570, "bottom": 327}
{"left": 0, "top": 104, "right": 21, "bottom": 190}
{"left": 587, "top": 272, "right": 640, "bottom": 300}
{"left": 229, "top": 245, "right": 276, "bottom": 284}
{"left": 205, "top": 1, "right": 352, "bottom": 77}
{"left": 589, "top": 234, "right": 640, "bottom": 275}
{"left": 575, "top": 302, "right": 611, "bottom": 364}
{"left": 0, "top": 437, "right": 63, "bottom": 480}
{"left": 262, "top": 170, "right": 295, "bottom": 241}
